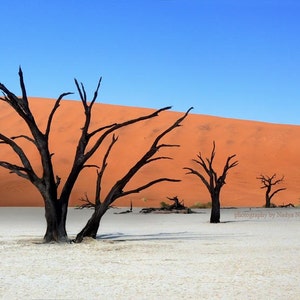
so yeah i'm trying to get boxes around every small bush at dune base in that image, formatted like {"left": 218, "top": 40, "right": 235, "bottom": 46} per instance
{"left": 190, "top": 201, "right": 212, "bottom": 209}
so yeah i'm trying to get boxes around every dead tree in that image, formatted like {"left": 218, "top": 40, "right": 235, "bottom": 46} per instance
{"left": 0, "top": 68, "right": 192, "bottom": 243}
{"left": 257, "top": 174, "right": 286, "bottom": 208}
{"left": 74, "top": 108, "right": 192, "bottom": 242}
{"left": 166, "top": 196, "right": 186, "bottom": 210}
{"left": 184, "top": 141, "right": 238, "bottom": 223}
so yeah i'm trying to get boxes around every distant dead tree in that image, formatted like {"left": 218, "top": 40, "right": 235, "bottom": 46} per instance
{"left": 0, "top": 68, "right": 192, "bottom": 243}
{"left": 184, "top": 141, "right": 238, "bottom": 223}
{"left": 166, "top": 196, "right": 186, "bottom": 210}
{"left": 257, "top": 174, "right": 286, "bottom": 208}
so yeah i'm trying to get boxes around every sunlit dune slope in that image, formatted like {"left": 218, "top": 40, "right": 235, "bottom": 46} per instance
{"left": 1, "top": 97, "right": 300, "bottom": 207}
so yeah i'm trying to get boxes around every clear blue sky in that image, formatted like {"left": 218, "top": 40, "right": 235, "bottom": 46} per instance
{"left": 1, "top": 0, "right": 299, "bottom": 124}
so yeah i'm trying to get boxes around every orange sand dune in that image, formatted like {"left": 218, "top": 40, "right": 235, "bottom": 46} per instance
{"left": 1, "top": 97, "right": 300, "bottom": 207}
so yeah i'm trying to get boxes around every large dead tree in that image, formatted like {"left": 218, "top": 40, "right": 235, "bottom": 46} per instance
{"left": 74, "top": 109, "right": 192, "bottom": 242}
{"left": 0, "top": 68, "right": 192, "bottom": 243}
{"left": 257, "top": 174, "right": 286, "bottom": 208}
{"left": 184, "top": 141, "right": 238, "bottom": 223}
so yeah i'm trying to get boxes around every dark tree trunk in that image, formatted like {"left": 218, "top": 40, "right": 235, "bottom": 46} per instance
{"left": 265, "top": 196, "right": 271, "bottom": 208}
{"left": 43, "top": 203, "right": 59, "bottom": 243}
{"left": 43, "top": 196, "right": 68, "bottom": 243}
{"left": 210, "top": 191, "right": 220, "bottom": 223}
{"left": 58, "top": 202, "right": 68, "bottom": 238}
{"left": 265, "top": 186, "right": 271, "bottom": 208}
{"left": 56, "top": 193, "right": 72, "bottom": 241}
{"left": 73, "top": 204, "right": 109, "bottom": 243}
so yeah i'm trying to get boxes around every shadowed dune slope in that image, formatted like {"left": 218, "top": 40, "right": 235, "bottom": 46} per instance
{"left": 1, "top": 97, "right": 300, "bottom": 207}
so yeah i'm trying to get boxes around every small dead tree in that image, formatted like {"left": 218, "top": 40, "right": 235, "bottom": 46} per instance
{"left": 184, "top": 141, "right": 238, "bottom": 223}
{"left": 257, "top": 174, "right": 286, "bottom": 208}
{"left": 0, "top": 68, "right": 192, "bottom": 243}
{"left": 166, "top": 196, "right": 186, "bottom": 210}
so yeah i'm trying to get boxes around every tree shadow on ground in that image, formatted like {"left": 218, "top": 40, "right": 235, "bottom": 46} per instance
{"left": 97, "top": 231, "right": 244, "bottom": 242}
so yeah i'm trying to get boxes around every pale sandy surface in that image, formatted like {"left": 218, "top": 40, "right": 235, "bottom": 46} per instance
{"left": 1, "top": 207, "right": 300, "bottom": 299}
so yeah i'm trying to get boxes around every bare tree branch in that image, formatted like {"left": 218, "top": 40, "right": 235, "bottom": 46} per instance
{"left": 146, "top": 156, "right": 173, "bottom": 164}
{"left": 77, "top": 193, "right": 96, "bottom": 209}
{"left": 93, "top": 134, "right": 119, "bottom": 206}
{"left": 219, "top": 154, "right": 238, "bottom": 184}
{"left": 45, "top": 92, "right": 73, "bottom": 137}
{"left": 10, "top": 135, "right": 36, "bottom": 145}
{"left": 270, "top": 188, "right": 287, "bottom": 200}
{"left": 18, "top": 67, "right": 31, "bottom": 115}
{"left": 74, "top": 77, "right": 102, "bottom": 114}
{"left": 0, "top": 133, "right": 38, "bottom": 182}
{"left": 184, "top": 166, "right": 211, "bottom": 192}
{"left": 0, "top": 161, "right": 30, "bottom": 179}
{"left": 82, "top": 164, "right": 100, "bottom": 169}
{"left": 56, "top": 175, "right": 61, "bottom": 187}
{"left": 120, "top": 178, "right": 181, "bottom": 198}
{"left": 108, "top": 107, "right": 193, "bottom": 197}
{"left": 88, "top": 106, "right": 172, "bottom": 140}
{"left": 90, "top": 77, "right": 102, "bottom": 106}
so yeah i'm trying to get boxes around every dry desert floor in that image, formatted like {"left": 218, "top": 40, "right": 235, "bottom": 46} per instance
{"left": 1, "top": 207, "right": 300, "bottom": 299}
